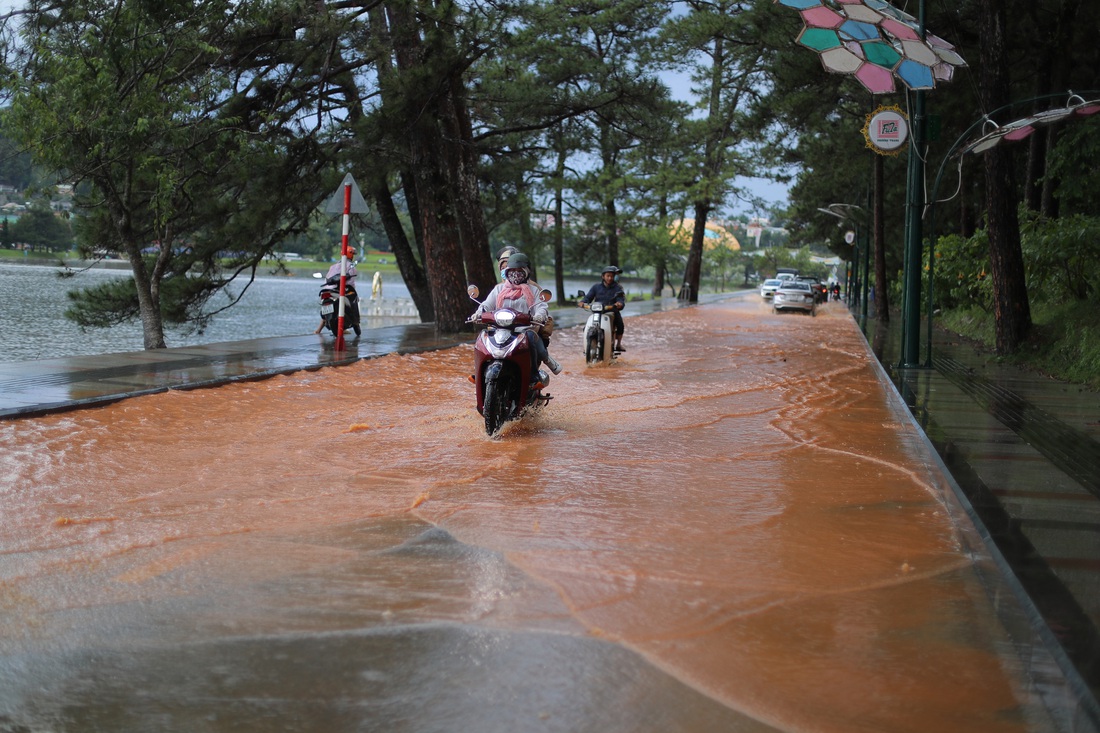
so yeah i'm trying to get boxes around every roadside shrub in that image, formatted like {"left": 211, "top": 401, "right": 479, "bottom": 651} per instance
{"left": 1020, "top": 212, "right": 1100, "bottom": 303}
{"left": 1018, "top": 299, "right": 1100, "bottom": 390}
{"left": 928, "top": 229, "right": 992, "bottom": 311}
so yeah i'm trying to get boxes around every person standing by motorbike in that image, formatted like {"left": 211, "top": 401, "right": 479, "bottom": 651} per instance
{"left": 474, "top": 252, "right": 562, "bottom": 375}
{"left": 580, "top": 266, "right": 627, "bottom": 352}
{"left": 314, "top": 247, "right": 359, "bottom": 334}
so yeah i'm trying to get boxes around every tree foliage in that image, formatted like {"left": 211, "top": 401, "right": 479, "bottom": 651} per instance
{"left": 2, "top": 0, "right": 1095, "bottom": 352}
{"left": 2, "top": 0, "right": 334, "bottom": 347}
{"left": 10, "top": 199, "right": 70, "bottom": 250}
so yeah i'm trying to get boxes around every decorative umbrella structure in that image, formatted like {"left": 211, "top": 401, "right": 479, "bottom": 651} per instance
{"left": 774, "top": 0, "right": 966, "bottom": 94}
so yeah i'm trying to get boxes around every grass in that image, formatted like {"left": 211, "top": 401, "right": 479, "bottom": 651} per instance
{"left": 0, "top": 247, "right": 408, "bottom": 277}
{"left": 939, "top": 299, "right": 1100, "bottom": 391}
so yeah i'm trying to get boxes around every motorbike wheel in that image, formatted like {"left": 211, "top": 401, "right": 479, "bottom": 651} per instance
{"left": 483, "top": 376, "right": 510, "bottom": 436}
{"left": 585, "top": 332, "right": 600, "bottom": 364}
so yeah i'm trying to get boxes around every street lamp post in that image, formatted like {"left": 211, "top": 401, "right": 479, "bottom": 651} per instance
{"left": 818, "top": 204, "right": 868, "bottom": 326}
{"left": 848, "top": 242, "right": 858, "bottom": 308}
{"left": 899, "top": 1, "right": 928, "bottom": 368}
{"left": 774, "top": 0, "right": 966, "bottom": 361}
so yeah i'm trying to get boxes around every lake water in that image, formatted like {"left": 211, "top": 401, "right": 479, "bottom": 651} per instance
{"left": 0, "top": 262, "right": 597, "bottom": 363}
{"left": 0, "top": 262, "right": 417, "bottom": 363}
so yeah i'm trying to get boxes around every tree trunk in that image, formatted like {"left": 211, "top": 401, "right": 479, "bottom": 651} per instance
{"left": 107, "top": 189, "right": 166, "bottom": 349}
{"left": 440, "top": 75, "right": 496, "bottom": 297}
{"left": 410, "top": 138, "right": 470, "bottom": 332}
{"left": 365, "top": 170, "right": 434, "bottom": 321}
{"left": 366, "top": 2, "right": 432, "bottom": 321}
{"left": 652, "top": 262, "right": 666, "bottom": 298}
{"left": 682, "top": 201, "right": 708, "bottom": 303}
{"left": 387, "top": 0, "right": 470, "bottom": 333}
{"left": 127, "top": 249, "right": 166, "bottom": 349}
{"left": 605, "top": 197, "right": 620, "bottom": 267}
{"left": 978, "top": 0, "right": 1030, "bottom": 354}
{"left": 553, "top": 148, "right": 567, "bottom": 305}
{"left": 400, "top": 169, "right": 425, "bottom": 264}
{"left": 597, "top": 120, "right": 621, "bottom": 268}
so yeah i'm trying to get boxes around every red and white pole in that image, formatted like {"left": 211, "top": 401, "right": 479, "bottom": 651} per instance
{"left": 335, "top": 182, "right": 352, "bottom": 351}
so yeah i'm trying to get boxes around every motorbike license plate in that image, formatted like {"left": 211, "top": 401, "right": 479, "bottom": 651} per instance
{"left": 321, "top": 303, "right": 334, "bottom": 315}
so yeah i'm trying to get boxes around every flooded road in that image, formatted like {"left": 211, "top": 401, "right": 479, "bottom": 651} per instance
{"left": 0, "top": 299, "right": 1064, "bottom": 732}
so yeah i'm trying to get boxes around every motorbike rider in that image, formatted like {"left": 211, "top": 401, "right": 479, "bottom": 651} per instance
{"left": 496, "top": 245, "right": 554, "bottom": 346}
{"left": 314, "top": 247, "right": 359, "bottom": 335}
{"left": 496, "top": 245, "right": 519, "bottom": 275}
{"left": 474, "top": 252, "right": 563, "bottom": 376}
{"left": 580, "top": 265, "right": 627, "bottom": 352}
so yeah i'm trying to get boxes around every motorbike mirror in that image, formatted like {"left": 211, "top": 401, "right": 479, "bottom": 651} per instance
{"left": 576, "top": 290, "right": 585, "bottom": 298}
{"left": 539, "top": 289, "right": 552, "bottom": 303}
{"left": 467, "top": 284, "right": 480, "bottom": 300}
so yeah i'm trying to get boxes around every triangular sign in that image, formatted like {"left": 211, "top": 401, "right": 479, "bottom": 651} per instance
{"left": 323, "top": 173, "right": 370, "bottom": 215}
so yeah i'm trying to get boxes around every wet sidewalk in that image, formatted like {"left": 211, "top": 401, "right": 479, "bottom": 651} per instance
{"left": 2, "top": 294, "right": 1099, "bottom": 732}
{"left": 875, "top": 320, "right": 1100, "bottom": 711}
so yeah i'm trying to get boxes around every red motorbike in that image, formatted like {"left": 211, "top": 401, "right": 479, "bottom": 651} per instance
{"left": 468, "top": 286, "right": 552, "bottom": 436}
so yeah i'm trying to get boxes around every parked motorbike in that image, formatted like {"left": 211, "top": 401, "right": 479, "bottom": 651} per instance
{"left": 318, "top": 274, "right": 361, "bottom": 336}
{"left": 579, "top": 300, "right": 619, "bottom": 365}
{"left": 468, "top": 285, "right": 553, "bottom": 436}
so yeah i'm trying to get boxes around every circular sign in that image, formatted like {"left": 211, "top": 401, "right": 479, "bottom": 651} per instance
{"left": 863, "top": 106, "right": 909, "bottom": 155}
{"left": 844, "top": 230, "right": 856, "bottom": 244}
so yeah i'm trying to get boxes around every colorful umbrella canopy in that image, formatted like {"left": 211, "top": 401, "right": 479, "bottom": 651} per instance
{"left": 775, "top": 0, "right": 966, "bottom": 94}
{"left": 960, "top": 97, "right": 1100, "bottom": 155}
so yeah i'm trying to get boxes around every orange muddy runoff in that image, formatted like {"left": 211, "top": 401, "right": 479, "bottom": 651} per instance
{"left": 0, "top": 300, "right": 1057, "bottom": 732}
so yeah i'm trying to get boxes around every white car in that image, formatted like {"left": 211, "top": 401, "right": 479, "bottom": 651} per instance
{"left": 760, "top": 279, "right": 783, "bottom": 299}
{"left": 772, "top": 280, "right": 817, "bottom": 316}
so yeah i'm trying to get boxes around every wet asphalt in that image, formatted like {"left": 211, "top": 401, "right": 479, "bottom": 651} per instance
{"left": 2, "top": 291, "right": 1098, "bottom": 726}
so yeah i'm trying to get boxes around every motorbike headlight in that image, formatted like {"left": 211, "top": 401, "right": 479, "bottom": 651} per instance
{"left": 591, "top": 302, "right": 604, "bottom": 312}
{"left": 494, "top": 310, "right": 516, "bottom": 327}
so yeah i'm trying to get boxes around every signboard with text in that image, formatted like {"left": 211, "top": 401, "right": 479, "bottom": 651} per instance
{"left": 863, "top": 106, "right": 909, "bottom": 156}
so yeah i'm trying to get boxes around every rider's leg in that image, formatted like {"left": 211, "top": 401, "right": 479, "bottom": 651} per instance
{"left": 613, "top": 312, "right": 625, "bottom": 351}
{"left": 526, "top": 330, "right": 562, "bottom": 375}
{"left": 540, "top": 315, "right": 555, "bottom": 347}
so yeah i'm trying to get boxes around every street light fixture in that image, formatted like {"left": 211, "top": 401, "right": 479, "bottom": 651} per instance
{"left": 923, "top": 92, "right": 1100, "bottom": 366}
{"left": 818, "top": 204, "right": 870, "bottom": 326}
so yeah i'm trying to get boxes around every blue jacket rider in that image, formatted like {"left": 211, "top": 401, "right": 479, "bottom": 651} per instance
{"left": 581, "top": 266, "right": 626, "bottom": 351}
{"left": 474, "top": 252, "right": 563, "bottom": 377}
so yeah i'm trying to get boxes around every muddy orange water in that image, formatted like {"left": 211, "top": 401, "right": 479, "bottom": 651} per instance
{"left": 0, "top": 299, "right": 1064, "bottom": 732}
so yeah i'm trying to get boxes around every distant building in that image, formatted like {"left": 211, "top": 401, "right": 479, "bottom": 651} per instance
{"left": 669, "top": 219, "right": 741, "bottom": 252}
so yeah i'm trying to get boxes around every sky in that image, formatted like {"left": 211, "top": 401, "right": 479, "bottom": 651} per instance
{"left": 662, "top": 68, "right": 792, "bottom": 218}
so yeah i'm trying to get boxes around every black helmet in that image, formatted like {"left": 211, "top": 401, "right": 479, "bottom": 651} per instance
{"left": 602, "top": 265, "right": 618, "bottom": 275}
{"left": 506, "top": 252, "right": 531, "bottom": 271}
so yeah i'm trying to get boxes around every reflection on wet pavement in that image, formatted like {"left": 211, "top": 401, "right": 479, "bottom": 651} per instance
{"left": 0, "top": 300, "right": 1086, "bottom": 731}
{"left": 878, "top": 324, "right": 1100, "bottom": 714}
